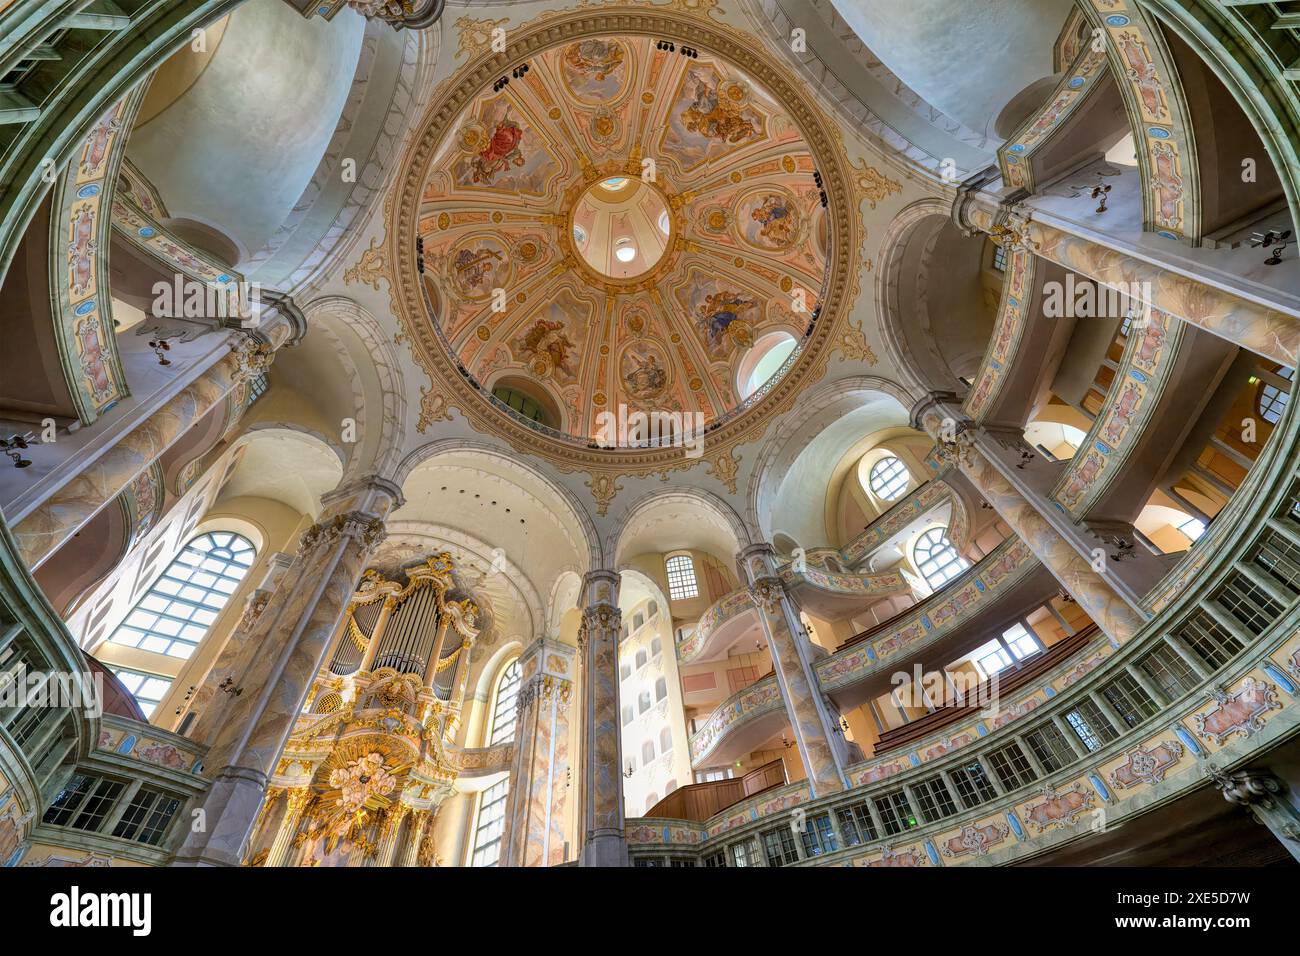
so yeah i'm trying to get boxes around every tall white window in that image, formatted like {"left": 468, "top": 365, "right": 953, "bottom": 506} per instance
{"left": 869, "top": 456, "right": 910, "bottom": 501}
{"left": 1259, "top": 367, "right": 1294, "bottom": 424}
{"left": 665, "top": 554, "right": 699, "bottom": 600}
{"left": 470, "top": 779, "right": 509, "bottom": 867}
{"left": 108, "top": 667, "right": 173, "bottom": 719}
{"left": 489, "top": 659, "right": 522, "bottom": 745}
{"left": 107, "top": 532, "right": 255, "bottom": 660}
{"left": 913, "top": 527, "right": 969, "bottom": 589}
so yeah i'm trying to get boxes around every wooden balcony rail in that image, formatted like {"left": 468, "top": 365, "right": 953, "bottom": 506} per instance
{"left": 871, "top": 625, "right": 1099, "bottom": 756}
{"left": 643, "top": 758, "right": 787, "bottom": 822}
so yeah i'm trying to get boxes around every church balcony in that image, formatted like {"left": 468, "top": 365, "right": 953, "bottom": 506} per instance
{"left": 686, "top": 672, "right": 787, "bottom": 771}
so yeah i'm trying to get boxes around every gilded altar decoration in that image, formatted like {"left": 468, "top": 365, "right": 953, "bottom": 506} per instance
{"left": 247, "top": 553, "right": 483, "bottom": 866}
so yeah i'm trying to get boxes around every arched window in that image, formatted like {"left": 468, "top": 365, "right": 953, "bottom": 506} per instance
{"left": 488, "top": 659, "right": 522, "bottom": 745}
{"left": 654, "top": 676, "right": 667, "bottom": 701}
{"left": 621, "top": 704, "right": 633, "bottom": 726}
{"left": 638, "top": 690, "right": 651, "bottom": 713}
{"left": 660, "top": 727, "right": 673, "bottom": 753}
{"left": 633, "top": 612, "right": 645, "bottom": 631}
{"left": 635, "top": 649, "right": 647, "bottom": 670}
{"left": 868, "top": 456, "right": 910, "bottom": 501}
{"left": 469, "top": 779, "right": 509, "bottom": 867}
{"left": 665, "top": 554, "right": 699, "bottom": 600}
{"left": 650, "top": 637, "right": 662, "bottom": 658}
{"left": 107, "top": 531, "right": 255, "bottom": 661}
{"left": 648, "top": 600, "right": 658, "bottom": 618}
{"left": 913, "top": 527, "right": 969, "bottom": 589}
{"left": 619, "top": 661, "right": 630, "bottom": 681}
{"left": 1259, "top": 368, "right": 1293, "bottom": 424}
{"left": 642, "top": 740, "right": 655, "bottom": 764}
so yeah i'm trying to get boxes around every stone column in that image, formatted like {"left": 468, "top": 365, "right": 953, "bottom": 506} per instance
{"left": 399, "top": 809, "right": 431, "bottom": 867}
{"left": 265, "top": 787, "right": 311, "bottom": 867}
{"left": 1208, "top": 765, "right": 1300, "bottom": 863}
{"left": 739, "top": 543, "right": 849, "bottom": 797}
{"left": 372, "top": 803, "right": 410, "bottom": 867}
{"left": 915, "top": 395, "right": 1147, "bottom": 646}
{"left": 577, "top": 570, "right": 627, "bottom": 867}
{"left": 503, "top": 637, "right": 577, "bottom": 867}
{"left": 172, "top": 475, "right": 401, "bottom": 867}
{"left": 12, "top": 335, "right": 276, "bottom": 569}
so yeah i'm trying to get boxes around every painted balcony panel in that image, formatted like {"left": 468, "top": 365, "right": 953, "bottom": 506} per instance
{"left": 687, "top": 673, "right": 786, "bottom": 770}
{"left": 817, "top": 537, "right": 1041, "bottom": 696}
{"left": 676, "top": 586, "right": 757, "bottom": 666}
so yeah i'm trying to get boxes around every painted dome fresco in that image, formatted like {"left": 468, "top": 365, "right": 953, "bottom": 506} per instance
{"left": 411, "top": 34, "right": 830, "bottom": 441}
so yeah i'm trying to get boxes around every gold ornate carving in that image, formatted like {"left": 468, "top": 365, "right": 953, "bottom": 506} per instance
{"left": 454, "top": 15, "right": 510, "bottom": 60}
{"left": 850, "top": 158, "right": 903, "bottom": 209}
{"left": 705, "top": 448, "right": 740, "bottom": 495}
{"left": 344, "top": 236, "right": 388, "bottom": 291}
{"left": 585, "top": 473, "right": 623, "bottom": 517}
{"left": 416, "top": 383, "right": 454, "bottom": 433}
{"left": 833, "top": 317, "right": 878, "bottom": 365}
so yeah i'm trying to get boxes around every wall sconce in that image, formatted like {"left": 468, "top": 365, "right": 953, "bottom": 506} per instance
{"left": 147, "top": 335, "right": 173, "bottom": 365}
{"left": 218, "top": 677, "right": 242, "bottom": 697}
{"left": 781, "top": 735, "right": 795, "bottom": 749}
{"left": 624, "top": 762, "right": 634, "bottom": 778}
{"left": 1250, "top": 229, "right": 1292, "bottom": 265}
{"left": 1090, "top": 183, "right": 1112, "bottom": 213}
{"left": 0, "top": 434, "right": 32, "bottom": 469}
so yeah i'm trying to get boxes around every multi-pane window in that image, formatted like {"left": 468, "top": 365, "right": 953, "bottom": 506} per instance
{"left": 659, "top": 727, "right": 672, "bottom": 753}
{"left": 654, "top": 676, "right": 667, "bottom": 702}
{"left": 1177, "top": 516, "right": 1205, "bottom": 542}
{"left": 642, "top": 740, "right": 655, "bottom": 764}
{"left": 1215, "top": 575, "right": 1284, "bottom": 636}
{"left": 800, "top": 813, "right": 838, "bottom": 857}
{"left": 1065, "top": 699, "right": 1119, "bottom": 752}
{"left": 913, "top": 527, "right": 970, "bottom": 589}
{"left": 912, "top": 775, "right": 959, "bottom": 823}
{"left": 704, "top": 850, "right": 727, "bottom": 867}
{"left": 1, "top": 645, "right": 53, "bottom": 746}
{"left": 621, "top": 704, "right": 633, "bottom": 727}
{"left": 245, "top": 372, "right": 269, "bottom": 406}
{"left": 111, "top": 788, "right": 181, "bottom": 846}
{"left": 950, "top": 760, "right": 999, "bottom": 807}
{"left": 869, "top": 455, "right": 910, "bottom": 501}
{"left": 1138, "top": 644, "right": 1200, "bottom": 700}
{"left": 43, "top": 774, "right": 124, "bottom": 831}
{"left": 488, "top": 659, "right": 521, "bottom": 745}
{"left": 108, "top": 667, "right": 173, "bottom": 719}
{"left": 1023, "top": 723, "right": 1077, "bottom": 774}
{"left": 1100, "top": 674, "right": 1159, "bottom": 729}
{"left": 761, "top": 826, "right": 800, "bottom": 867}
{"left": 1258, "top": 367, "right": 1293, "bottom": 424}
{"left": 1253, "top": 532, "right": 1300, "bottom": 595}
{"left": 470, "top": 779, "right": 509, "bottom": 866}
{"left": 991, "top": 242, "right": 1008, "bottom": 273}
{"left": 1177, "top": 611, "right": 1244, "bottom": 671}
{"left": 635, "top": 649, "right": 647, "bottom": 670}
{"left": 836, "top": 803, "right": 878, "bottom": 846}
{"left": 872, "top": 789, "right": 916, "bottom": 836}
{"left": 730, "top": 840, "right": 759, "bottom": 867}
{"left": 665, "top": 554, "right": 699, "bottom": 601}
{"left": 107, "top": 532, "right": 255, "bottom": 660}
{"left": 986, "top": 742, "right": 1037, "bottom": 791}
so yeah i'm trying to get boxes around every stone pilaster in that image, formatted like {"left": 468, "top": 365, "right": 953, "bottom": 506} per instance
{"left": 915, "top": 395, "right": 1146, "bottom": 646}
{"left": 739, "top": 544, "right": 849, "bottom": 797}
{"left": 1209, "top": 765, "right": 1300, "bottom": 863}
{"left": 503, "top": 637, "right": 577, "bottom": 867}
{"left": 171, "top": 475, "right": 401, "bottom": 867}
{"left": 577, "top": 570, "right": 627, "bottom": 867}
{"left": 265, "top": 787, "right": 311, "bottom": 867}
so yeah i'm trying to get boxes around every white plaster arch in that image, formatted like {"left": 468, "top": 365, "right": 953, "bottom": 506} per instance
{"left": 393, "top": 437, "right": 603, "bottom": 572}
{"left": 745, "top": 375, "right": 914, "bottom": 540}
{"left": 302, "top": 294, "right": 409, "bottom": 481}
{"left": 608, "top": 487, "right": 753, "bottom": 570}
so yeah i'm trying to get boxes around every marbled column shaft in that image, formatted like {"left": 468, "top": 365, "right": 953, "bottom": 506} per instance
{"left": 740, "top": 545, "right": 848, "bottom": 797}
{"left": 13, "top": 337, "right": 274, "bottom": 569}
{"left": 172, "top": 476, "right": 400, "bottom": 867}
{"left": 503, "top": 638, "right": 576, "bottom": 867}
{"left": 918, "top": 404, "right": 1146, "bottom": 645}
{"left": 578, "top": 569, "right": 627, "bottom": 867}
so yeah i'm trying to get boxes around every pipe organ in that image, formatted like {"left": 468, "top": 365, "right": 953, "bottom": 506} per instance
{"left": 246, "top": 553, "right": 499, "bottom": 867}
